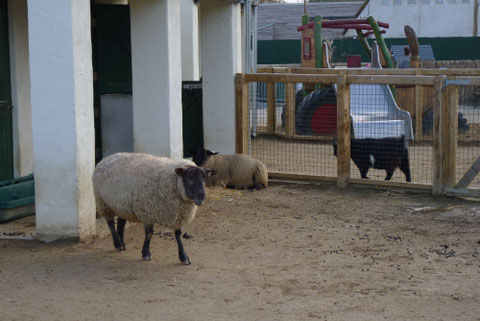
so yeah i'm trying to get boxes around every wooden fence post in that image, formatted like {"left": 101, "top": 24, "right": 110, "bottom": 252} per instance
{"left": 266, "top": 81, "right": 276, "bottom": 134}
{"left": 432, "top": 76, "right": 446, "bottom": 195}
{"left": 285, "top": 76, "right": 296, "bottom": 138}
{"left": 235, "top": 73, "right": 249, "bottom": 154}
{"left": 442, "top": 83, "right": 458, "bottom": 187}
{"left": 336, "top": 74, "right": 351, "bottom": 188}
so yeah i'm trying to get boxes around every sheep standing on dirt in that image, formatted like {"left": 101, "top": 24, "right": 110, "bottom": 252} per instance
{"left": 93, "top": 153, "right": 216, "bottom": 264}
{"left": 192, "top": 148, "right": 268, "bottom": 190}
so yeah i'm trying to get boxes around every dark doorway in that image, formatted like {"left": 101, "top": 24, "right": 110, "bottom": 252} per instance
{"left": 0, "top": 0, "right": 13, "bottom": 181}
{"left": 182, "top": 80, "right": 204, "bottom": 158}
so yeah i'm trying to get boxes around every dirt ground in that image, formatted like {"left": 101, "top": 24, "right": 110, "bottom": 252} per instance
{"left": 1, "top": 182, "right": 480, "bottom": 321}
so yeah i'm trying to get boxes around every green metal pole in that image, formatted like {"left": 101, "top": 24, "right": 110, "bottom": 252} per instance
{"left": 314, "top": 16, "right": 323, "bottom": 68}
{"left": 302, "top": 14, "right": 309, "bottom": 25}
{"left": 356, "top": 29, "right": 371, "bottom": 60}
{"left": 367, "top": 15, "right": 393, "bottom": 69}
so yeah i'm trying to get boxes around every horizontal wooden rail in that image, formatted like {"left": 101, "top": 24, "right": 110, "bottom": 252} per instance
{"left": 257, "top": 66, "right": 480, "bottom": 77}
{"left": 269, "top": 172, "right": 337, "bottom": 182}
{"left": 245, "top": 72, "right": 480, "bottom": 86}
{"left": 347, "top": 75, "right": 435, "bottom": 85}
{"left": 243, "top": 72, "right": 437, "bottom": 86}
{"left": 257, "top": 132, "right": 333, "bottom": 142}
{"left": 244, "top": 73, "right": 338, "bottom": 84}
{"left": 269, "top": 172, "right": 432, "bottom": 191}
{"left": 348, "top": 178, "right": 432, "bottom": 191}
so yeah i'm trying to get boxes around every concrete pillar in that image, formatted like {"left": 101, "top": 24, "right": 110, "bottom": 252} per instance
{"left": 200, "top": 0, "right": 242, "bottom": 154}
{"left": 27, "top": 0, "right": 96, "bottom": 240}
{"left": 130, "top": 0, "right": 183, "bottom": 159}
{"left": 8, "top": 0, "right": 33, "bottom": 177}
{"left": 180, "top": 0, "right": 200, "bottom": 81}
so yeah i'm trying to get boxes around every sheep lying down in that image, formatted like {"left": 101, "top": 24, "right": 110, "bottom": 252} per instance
{"left": 192, "top": 148, "right": 268, "bottom": 189}
{"left": 93, "top": 153, "right": 216, "bottom": 264}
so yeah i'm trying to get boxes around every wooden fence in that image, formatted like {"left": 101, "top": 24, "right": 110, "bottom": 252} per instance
{"left": 236, "top": 68, "right": 480, "bottom": 197}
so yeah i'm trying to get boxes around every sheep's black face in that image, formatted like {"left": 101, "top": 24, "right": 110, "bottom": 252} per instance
{"left": 175, "top": 166, "right": 217, "bottom": 206}
{"left": 191, "top": 148, "right": 219, "bottom": 166}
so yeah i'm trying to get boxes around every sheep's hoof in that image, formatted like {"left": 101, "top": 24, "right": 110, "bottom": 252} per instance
{"left": 183, "top": 232, "right": 193, "bottom": 239}
{"left": 181, "top": 256, "right": 191, "bottom": 265}
{"left": 115, "top": 244, "right": 126, "bottom": 251}
{"left": 142, "top": 254, "right": 151, "bottom": 261}
{"left": 252, "top": 183, "right": 265, "bottom": 190}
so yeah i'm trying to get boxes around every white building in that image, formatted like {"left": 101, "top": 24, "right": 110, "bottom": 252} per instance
{"left": 359, "top": 0, "right": 479, "bottom": 38}
{"left": 2, "top": 0, "right": 247, "bottom": 240}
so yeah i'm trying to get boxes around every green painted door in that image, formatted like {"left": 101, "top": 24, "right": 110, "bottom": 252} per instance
{"left": 0, "top": 0, "right": 13, "bottom": 181}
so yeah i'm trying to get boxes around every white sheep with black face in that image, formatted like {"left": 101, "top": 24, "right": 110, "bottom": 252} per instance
{"left": 191, "top": 148, "right": 268, "bottom": 190}
{"left": 93, "top": 153, "right": 216, "bottom": 264}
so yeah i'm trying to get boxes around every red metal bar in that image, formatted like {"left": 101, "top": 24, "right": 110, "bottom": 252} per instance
{"left": 363, "top": 30, "right": 386, "bottom": 37}
{"left": 322, "top": 19, "right": 389, "bottom": 28}
{"left": 322, "top": 19, "right": 369, "bottom": 26}
{"left": 324, "top": 24, "right": 375, "bottom": 30}
{"left": 297, "top": 22, "right": 315, "bottom": 31}
{"left": 297, "top": 19, "right": 389, "bottom": 32}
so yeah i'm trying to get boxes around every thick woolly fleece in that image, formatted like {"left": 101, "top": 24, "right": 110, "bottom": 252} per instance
{"left": 93, "top": 153, "right": 197, "bottom": 230}
{"left": 201, "top": 154, "right": 268, "bottom": 188}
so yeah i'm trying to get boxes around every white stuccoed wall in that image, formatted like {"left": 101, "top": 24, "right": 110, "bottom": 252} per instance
{"left": 130, "top": 0, "right": 183, "bottom": 159}
{"left": 363, "top": 0, "right": 478, "bottom": 38}
{"left": 27, "top": 0, "right": 96, "bottom": 240}
{"left": 181, "top": 0, "right": 200, "bottom": 81}
{"left": 201, "top": 0, "right": 242, "bottom": 154}
{"left": 8, "top": 0, "right": 33, "bottom": 177}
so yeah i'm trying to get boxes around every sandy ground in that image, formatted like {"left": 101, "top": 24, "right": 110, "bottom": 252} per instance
{"left": 1, "top": 182, "right": 480, "bottom": 321}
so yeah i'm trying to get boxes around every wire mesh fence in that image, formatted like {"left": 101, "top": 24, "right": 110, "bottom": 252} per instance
{"left": 251, "top": 81, "right": 337, "bottom": 178}
{"left": 457, "top": 85, "right": 480, "bottom": 188}
{"left": 238, "top": 71, "right": 480, "bottom": 194}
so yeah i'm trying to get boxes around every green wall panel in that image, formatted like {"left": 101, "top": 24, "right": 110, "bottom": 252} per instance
{"left": 258, "top": 37, "right": 480, "bottom": 65}
{"left": 258, "top": 40, "right": 300, "bottom": 65}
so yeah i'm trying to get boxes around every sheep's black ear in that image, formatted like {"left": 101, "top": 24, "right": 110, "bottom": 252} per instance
{"left": 204, "top": 168, "right": 218, "bottom": 177}
{"left": 175, "top": 168, "right": 185, "bottom": 176}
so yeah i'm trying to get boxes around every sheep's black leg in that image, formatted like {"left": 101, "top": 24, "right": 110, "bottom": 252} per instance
{"left": 400, "top": 159, "right": 412, "bottom": 182}
{"left": 106, "top": 218, "right": 124, "bottom": 251}
{"left": 359, "top": 166, "right": 369, "bottom": 179}
{"left": 385, "top": 168, "right": 394, "bottom": 181}
{"left": 141, "top": 223, "right": 154, "bottom": 261}
{"left": 116, "top": 217, "right": 127, "bottom": 250}
{"left": 175, "top": 229, "right": 191, "bottom": 265}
